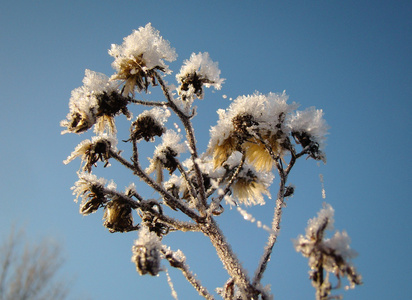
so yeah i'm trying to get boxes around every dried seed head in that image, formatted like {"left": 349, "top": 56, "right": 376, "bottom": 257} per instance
{"left": 131, "top": 228, "right": 162, "bottom": 276}
{"left": 178, "top": 72, "right": 205, "bottom": 101}
{"left": 129, "top": 115, "right": 165, "bottom": 142}
{"left": 292, "top": 131, "right": 325, "bottom": 161}
{"left": 96, "top": 91, "right": 130, "bottom": 118}
{"left": 103, "top": 198, "right": 137, "bottom": 233}
{"left": 232, "top": 114, "right": 258, "bottom": 140}
{"left": 79, "top": 185, "right": 106, "bottom": 215}
{"left": 83, "top": 139, "right": 112, "bottom": 172}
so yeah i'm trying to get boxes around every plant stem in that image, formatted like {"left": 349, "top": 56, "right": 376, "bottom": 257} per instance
{"left": 200, "top": 217, "right": 257, "bottom": 299}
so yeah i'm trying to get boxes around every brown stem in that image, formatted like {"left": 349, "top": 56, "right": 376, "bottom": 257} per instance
{"left": 200, "top": 218, "right": 258, "bottom": 299}
{"left": 109, "top": 150, "right": 202, "bottom": 222}
{"left": 154, "top": 72, "right": 208, "bottom": 212}
{"left": 163, "top": 248, "right": 215, "bottom": 300}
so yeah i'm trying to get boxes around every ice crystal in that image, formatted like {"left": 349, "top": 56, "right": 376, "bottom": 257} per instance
{"left": 208, "top": 92, "right": 298, "bottom": 170}
{"left": 63, "top": 134, "right": 118, "bottom": 172}
{"left": 61, "top": 70, "right": 119, "bottom": 134}
{"left": 109, "top": 23, "right": 177, "bottom": 94}
{"left": 176, "top": 52, "right": 224, "bottom": 102}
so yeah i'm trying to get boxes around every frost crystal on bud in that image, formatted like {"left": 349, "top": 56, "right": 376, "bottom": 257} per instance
{"left": 208, "top": 92, "right": 297, "bottom": 171}
{"left": 127, "top": 107, "right": 170, "bottom": 142}
{"left": 146, "top": 130, "right": 186, "bottom": 183}
{"left": 289, "top": 107, "right": 329, "bottom": 162}
{"left": 176, "top": 52, "right": 224, "bottom": 102}
{"left": 131, "top": 227, "right": 162, "bottom": 276}
{"left": 64, "top": 134, "right": 118, "bottom": 172}
{"left": 109, "top": 23, "right": 177, "bottom": 95}
{"left": 61, "top": 70, "right": 129, "bottom": 135}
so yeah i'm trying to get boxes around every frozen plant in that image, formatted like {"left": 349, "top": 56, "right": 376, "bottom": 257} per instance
{"left": 61, "top": 23, "right": 361, "bottom": 299}
{"left": 294, "top": 204, "right": 362, "bottom": 300}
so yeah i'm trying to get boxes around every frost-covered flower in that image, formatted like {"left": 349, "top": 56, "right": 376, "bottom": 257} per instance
{"left": 63, "top": 134, "right": 118, "bottom": 172}
{"left": 208, "top": 92, "right": 297, "bottom": 171}
{"left": 103, "top": 197, "right": 137, "bottom": 233}
{"left": 109, "top": 23, "right": 177, "bottom": 95}
{"left": 131, "top": 227, "right": 163, "bottom": 276}
{"left": 289, "top": 107, "right": 329, "bottom": 162}
{"left": 294, "top": 204, "right": 362, "bottom": 296}
{"left": 127, "top": 107, "right": 170, "bottom": 142}
{"left": 223, "top": 153, "right": 273, "bottom": 206}
{"left": 146, "top": 130, "right": 187, "bottom": 183}
{"left": 230, "top": 163, "right": 274, "bottom": 206}
{"left": 71, "top": 173, "right": 110, "bottom": 215}
{"left": 61, "top": 70, "right": 130, "bottom": 135}
{"left": 176, "top": 52, "right": 224, "bottom": 102}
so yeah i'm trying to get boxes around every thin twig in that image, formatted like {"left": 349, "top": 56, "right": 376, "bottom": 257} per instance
{"left": 128, "top": 99, "right": 169, "bottom": 107}
{"left": 109, "top": 150, "right": 202, "bottom": 222}
{"left": 251, "top": 134, "right": 299, "bottom": 287}
{"left": 154, "top": 72, "right": 207, "bottom": 213}
{"left": 206, "top": 153, "right": 246, "bottom": 216}
{"left": 162, "top": 247, "right": 215, "bottom": 300}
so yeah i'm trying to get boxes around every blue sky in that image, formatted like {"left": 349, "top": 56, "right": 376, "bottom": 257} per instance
{"left": 1, "top": 1, "right": 411, "bottom": 299}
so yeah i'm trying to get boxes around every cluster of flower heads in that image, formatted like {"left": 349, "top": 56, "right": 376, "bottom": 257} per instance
{"left": 72, "top": 173, "right": 139, "bottom": 233}
{"left": 294, "top": 204, "right": 362, "bottom": 298}
{"left": 61, "top": 23, "right": 224, "bottom": 137}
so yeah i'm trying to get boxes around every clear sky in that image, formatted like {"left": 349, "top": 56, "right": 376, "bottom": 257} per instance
{"left": 1, "top": 1, "right": 411, "bottom": 299}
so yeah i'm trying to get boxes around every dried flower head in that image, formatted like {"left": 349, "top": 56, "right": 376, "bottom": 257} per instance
{"left": 176, "top": 52, "right": 224, "bottom": 102}
{"left": 64, "top": 135, "right": 117, "bottom": 172}
{"left": 294, "top": 204, "right": 362, "bottom": 298}
{"left": 289, "top": 107, "right": 329, "bottom": 162}
{"left": 208, "top": 92, "right": 295, "bottom": 171}
{"left": 109, "top": 23, "right": 177, "bottom": 95}
{"left": 127, "top": 108, "right": 170, "bottom": 142}
{"left": 79, "top": 184, "right": 107, "bottom": 215}
{"left": 230, "top": 164, "right": 274, "bottom": 206}
{"left": 146, "top": 130, "right": 186, "bottom": 183}
{"left": 61, "top": 70, "right": 130, "bottom": 135}
{"left": 131, "top": 227, "right": 162, "bottom": 276}
{"left": 103, "top": 198, "right": 138, "bottom": 233}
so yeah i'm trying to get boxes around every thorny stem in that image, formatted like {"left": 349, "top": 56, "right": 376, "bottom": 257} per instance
{"left": 154, "top": 72, "right": 208, "bottom": 213}
{"left": 163, "top": 248, "right": 215, "bottom": 300}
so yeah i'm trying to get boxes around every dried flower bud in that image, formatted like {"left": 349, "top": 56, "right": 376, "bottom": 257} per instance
{"left": 103, "top": 198, "right": 137, "bottom": 233}
{"left": 284, "top": 185, "right": 295, "bottom": 198}
{"left": 79, "top": 185, "right": 106, "bottom": 215}
{"left": 131, "top": 228, "right": 162, "bottom": 276}
{"left": 96, "top": 91, "right": 130, "bottom": 119}
{"left": 129, "top": 115, "right": 165, "bottom": 142}
{"left": 292, "top": 131, "right": 325, "bottom": 161}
